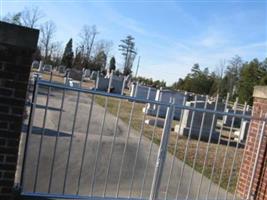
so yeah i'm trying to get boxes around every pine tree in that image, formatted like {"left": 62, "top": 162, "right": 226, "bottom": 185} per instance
{"left": 93, "top": 51, "right": 107, "bottom": 71}
{"left": 118, "top": 35, "right": 137, "bottom": 75}
{"left": 73, "top": 51, "right": 83, "bottom": 69}
{"left": 61, "top": 38, "right": 74, "bottom": 68}
{"left": 109, "top": 57, "right": 116, "bottom": 73}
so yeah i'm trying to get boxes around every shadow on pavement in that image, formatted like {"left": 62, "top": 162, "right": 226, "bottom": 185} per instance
{"left": 22, "top": 124, "right": 71, "bottom": 137}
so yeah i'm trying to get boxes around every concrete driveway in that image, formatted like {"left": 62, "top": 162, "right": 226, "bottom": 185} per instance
{"left": 19, "top": 87, "right": 234, "bottom": 199}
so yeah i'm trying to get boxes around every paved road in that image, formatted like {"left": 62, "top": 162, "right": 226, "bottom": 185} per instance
{"left": 18, "top": 88, "right": 234, "bottom": 199}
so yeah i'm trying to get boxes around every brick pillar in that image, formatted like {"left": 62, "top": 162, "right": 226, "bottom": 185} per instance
{"left": 0, "top": 22, "right": 39, "bottom": 199}
{"left": 237, "top": 86, "right": 267, "bottom": 200}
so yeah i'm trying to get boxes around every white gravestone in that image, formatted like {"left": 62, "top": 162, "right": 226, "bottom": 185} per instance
{"left": 129, "top": 84, "right": 158, "bottom": 115}
{"left": 130, "top": 84, "right": 157, "bottom": 101}
{"left": 144, "top": 119, "right": 165, "bottom": 128}
{"left": 90, "top": 71, "right": 98, "bottom": 80}
{"left": 223, "top": 108, "right": 251, "bottom": 127}
{"left": 31, "top": 60, "right": 39, "bottom": 69}
{"left": 234, "top": 120, "right": 250, "bottom": 143}
{"left": 38, "top": 60, "right": 44, "bottom": 72}
{"left": 175, "top": 101, "right": 220, "bottom": 141}
{"left": 42, "top": 64, "right": 52, "bottom": 72}
{"left": 83, "top": 69, "right": 91, "bottom": 77}
{"left": 58, "top": 65, "right": 66, "bottom": 74}
{"left": 96, "top": 75, "right": 124, "bottom": 94}
{"left": 145, "top": 89, "right": 186, "bottom": 120}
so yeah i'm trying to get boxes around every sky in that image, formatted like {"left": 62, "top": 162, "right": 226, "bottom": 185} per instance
{"left": 1, "top": 0, "right": 267, "bottom": 85}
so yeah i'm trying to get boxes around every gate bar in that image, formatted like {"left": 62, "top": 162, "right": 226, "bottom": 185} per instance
{"left": 164, "top": 93, "right": 187, "bottom": 200}
{"left": 33, "top": 72, "right": 52, "bottom": 192}
{"left": 149, "top": 102, "right": 174, "bottom": 200}
{"left": 128, "top": 84, "right": 150, "bottom": 198}
{"left": 116, "top": 84, "right": 139, "bottom": 197}
{"left": 20, "top": 74, "right": 39, "bottom": 190}
{"left": 140, "top": 95, "right": 162, "bottom": 198}
{"left": 48, "top": 78, "right": 67, "bottom": 193}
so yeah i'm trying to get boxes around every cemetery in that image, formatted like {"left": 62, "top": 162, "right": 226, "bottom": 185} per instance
{"left": 1, "top": 3, "right": 266, "bottom": 200}
{"left": 17, "top": 22, "right": 254, "bottom": 199}
{"left": 32, "top": 65, "right": 252, "bottom": 146}
{"left": 10, "top": 58, "right": 256, "bottom": 199}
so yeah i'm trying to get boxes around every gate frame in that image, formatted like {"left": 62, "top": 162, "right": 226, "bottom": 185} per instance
{"left": 19, "top": 77, "right": 267, "bottom": 200}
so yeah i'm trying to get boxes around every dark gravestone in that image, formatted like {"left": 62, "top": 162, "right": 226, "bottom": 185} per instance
{"left": 69, "top": 68, "right": 83, "bottom": 81}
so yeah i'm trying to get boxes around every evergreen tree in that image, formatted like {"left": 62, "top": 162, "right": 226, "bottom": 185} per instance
{"left": 171, "top": 64, "right": 216, "bottom": 95}
{"left": 92, "top": 51, "right": 107, "bottom": 71}
{"left": 109, "top": 57, "right": 116, "bottom": 73}
{"left": 238, "top": 59, "right": 264, "bottom": 104}
{"left": 61, "top": 38, "right": 74, "bottom": 68}
{"left": 73, "top": 51, "right": 83, "bottom": 69}
{"left": 119, "top": 35, "right": 137, "bottom": 75}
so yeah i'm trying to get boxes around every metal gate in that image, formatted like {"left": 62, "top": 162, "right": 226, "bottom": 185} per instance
{"left": 19, "top": 75, "right": 266, "bottom": 200}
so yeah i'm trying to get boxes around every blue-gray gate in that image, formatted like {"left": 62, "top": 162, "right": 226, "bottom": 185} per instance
{"left": 19, "top": 75, "right": 266, "bottom": 200}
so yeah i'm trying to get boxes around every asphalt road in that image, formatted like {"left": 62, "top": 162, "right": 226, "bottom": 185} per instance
{"left": 18, "top": 87, "right": 234, "bottom": 199}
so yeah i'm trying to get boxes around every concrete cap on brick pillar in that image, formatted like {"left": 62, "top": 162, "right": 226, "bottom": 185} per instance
{"left": 253, "top": 86, "right": 267, "bottom": 99}
{"left": 0, "top": 21, "right": 39, "bottom": 49}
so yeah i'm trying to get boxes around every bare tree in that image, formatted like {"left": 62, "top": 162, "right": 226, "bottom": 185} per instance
{"left": 93, "top": 40, "right": 113, "bottom": 59}
{"left": 21, "top": 7, "right": 44, "bottom": 28}
{"left": 3, "top": 12, "right": 22, "bottom": 25}
{"left": 215, "top": 59, "right": 226, "bottom": 93}
{"left": 39, "top": 21, "right": 56, "bottom": 61}
{"left": 3, "top": 7, "right": 43, "bottom": 28}
{"left": 50, "top": 42, "right": 62, "bottom": 61}
{"left": 79, "top": 25, "right": 99, "bottom": 60}
{"left": 216, "top": 59, "right": 226, "bottom": 79}
{"left": 226, "top": 55, "right": 243, "bottom": 96}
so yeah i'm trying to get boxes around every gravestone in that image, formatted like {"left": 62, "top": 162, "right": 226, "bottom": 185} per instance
{"left": 31, "top": 60, "right": 39, "bottom": 69}
{"left": 69, "top": 80, "right": 80, "bottom": 88}
{"left": 130, "top": 84, "right": 158, "bottom": 116}
{"left": 83, "top": 69, "right": 91, "bottom": 77}
{"left": 38, "top": 60, "right": 44, "bottom": 71}
{"left": 58, "top": 65, "right": 66, "bottom": 73}
{"left": 90, "top": 71, "right": 98, "bottom": 80}
{"left": 124, "top": 75, "right": 131, "bottom": 89}
{"left": 96, "top": 75, "right": 124, "bottom": 94}
{"left": 223, "top": 107, "right": 251, "bottom": 127}
{"left": 96, "top": 76, "right": 109, "bottom": 91}
{"left": 144, "top": 89, "right": 187, "bottom": 120}
{"left": 144, "top": 119, "right": 165, "bottom": 128}
{"left": 69, "top": 68, "right": 83, "bottom": 81}
{"left": 234, "top": 120, "right": 250, "bottom": 143}
{"left": 175, "top": 100, "right": 220, "bottom": 141}
{"left": 42, "top": 64, "right": 52, "bottom": 72}
{"left": 130, "top": 84, "right": 157, "bottom": 100}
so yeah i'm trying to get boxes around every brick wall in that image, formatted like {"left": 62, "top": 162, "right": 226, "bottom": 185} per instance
{"left": 237, "top": 86, "right": 267, "bottom": 200}
{"left": 0, "top": 22, "right": 39, "bottom": 199}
